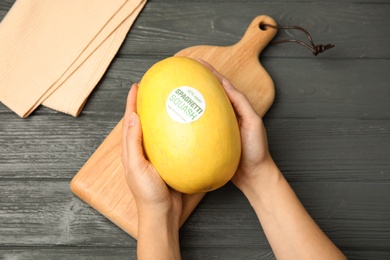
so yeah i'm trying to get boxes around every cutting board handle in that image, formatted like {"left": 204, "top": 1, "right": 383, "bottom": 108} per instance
{"left": 236, "top": 15, "right": 277, "bottom": 57}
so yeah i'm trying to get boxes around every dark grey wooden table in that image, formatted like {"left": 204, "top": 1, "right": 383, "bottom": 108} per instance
{"left": 1, "top": 0, "right": 390, "bottom": 259}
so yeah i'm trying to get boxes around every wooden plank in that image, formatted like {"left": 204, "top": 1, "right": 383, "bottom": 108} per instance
{"left": 3, "top": 57, "right": 388, "bottom": 120}
{"left": 1, "top": 180, "right": 389, "bottom": 249}
{"left": 1, "top": 247, "right": 389, "bottom": 260}
{"left": 1, "top": 114, "right": 389, "bottom": 181}
{"left": 266, "top": 118, "right": 390, "bottom": 182}
{"left": 1, "top": 1, "right": 389, "bottom": 59}
{"left": 262, "top": 58, "right": 390, "bottom": 120}
{"left": 0, "top": 247, "right": 273, "bottom": 260}
{"left": 98, "top": 57, "right": 390, "bottom": 119}
{"left": 2, "top": 0, "right": 390, "bottom": 14}
{"left": 0, "top": 0, "right": 14, "bottom": 14}
{"left": 0, "top": 180, "right": 133, "bottom": 246}
{"left": 0, "top": 113, "right": 119, "bottom": 179}
{"left": 119, "top": 2, "right": 390, "bottom": 58}
{"left": 0, "top": 248, "right": 137, "bottom": 260}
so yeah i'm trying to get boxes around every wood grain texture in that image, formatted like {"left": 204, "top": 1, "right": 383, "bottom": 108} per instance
{"left": 1, "top": 181, "right": 390, "bottom": 246}
{"left": 1, "top": 0, "right": 390, "bottom": 259}
{"left": 3, "top": 57, "right": 389, "bottom": 120}
{"left": 119, "top": 2, "right": 390, "bottom": 58}
{"left": 1, "top": 115, "right": 389, "bottom": 182}
{"left": 1, "top": 248, "right": 389, "bottom": 260}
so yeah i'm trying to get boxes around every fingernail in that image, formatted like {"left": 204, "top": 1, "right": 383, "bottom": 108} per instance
{"left": 222, "top": 78, "right": 233, "bottom": 90}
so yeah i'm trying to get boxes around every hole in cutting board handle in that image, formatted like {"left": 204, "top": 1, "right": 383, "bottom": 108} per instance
{"left": 259, "top": 22, "right": 268, "bottom": 31}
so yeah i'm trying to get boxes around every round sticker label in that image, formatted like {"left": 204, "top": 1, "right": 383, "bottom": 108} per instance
{"left": 166, "top": 86, "right": 206, "bottom": 124}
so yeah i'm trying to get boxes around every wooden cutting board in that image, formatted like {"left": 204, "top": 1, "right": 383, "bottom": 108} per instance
{"left": 70, "top": 15, "right": 277, "bottom": 239}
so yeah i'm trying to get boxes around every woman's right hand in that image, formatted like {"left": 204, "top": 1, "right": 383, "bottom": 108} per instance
{"left": 198, "top": 59, "right": 346, "bottom": 260}
{"left": 196, "top": 59, "right": 276, "bottom": 191}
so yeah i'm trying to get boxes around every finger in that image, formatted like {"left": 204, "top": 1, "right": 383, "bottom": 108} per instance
{"left": 124, "top": 83, "right": 138, "bottom": 122}
{"left": 221, "top": 78, "right": 259, "bottom": 122}
{"left": 195, "top": 58, "right": 225, "bottom": 83}
{"left": 196, "top": 58, "right": 259, "bottom": 121}
{"left": 124, "top": 111, "right": 145, "bottom": 171}
{"left": 122, "top": 84, "right": 139, "bottom": 167}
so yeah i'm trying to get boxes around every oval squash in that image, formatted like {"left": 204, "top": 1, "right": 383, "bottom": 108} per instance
{"left": 137, "top": 57, "right": 241, "bottom": 194}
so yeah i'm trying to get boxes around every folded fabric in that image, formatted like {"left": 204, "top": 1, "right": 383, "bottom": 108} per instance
{"left": 0, "top": 0, "right": 146, "bottom": 118}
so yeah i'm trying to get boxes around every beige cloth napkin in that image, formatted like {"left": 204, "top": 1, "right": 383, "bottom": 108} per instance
{"left": 0, "top": 0, "right": 146, "bottom": 118}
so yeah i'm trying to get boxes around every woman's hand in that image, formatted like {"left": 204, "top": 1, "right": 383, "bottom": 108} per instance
{"left": 196, "top": 59, "right": 276, "bottom": 191}
{"left": 197, "top": 59, "right": 346, "bottom": 260}
{"left": 122, "top": 83, "right": 182, "bottom": 218}
{"left": 122, "top": 84, "right": 182, "bottom": 260}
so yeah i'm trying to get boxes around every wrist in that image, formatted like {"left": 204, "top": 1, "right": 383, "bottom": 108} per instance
{"left": 138, "top": 206, "right": 180, "bottom": 233}
{"left": 137, "top": 208, "right": 180, "bottom": 247}
{"left": 239, "top": 159, "right": 283, "bottom": 202}
{"left": 137, "top": 208, "right": 181, "bottom": 259}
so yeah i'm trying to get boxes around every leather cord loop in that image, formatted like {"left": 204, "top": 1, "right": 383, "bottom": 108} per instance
{"left": 261, "top": 23, "right": 335, "bottom": 56}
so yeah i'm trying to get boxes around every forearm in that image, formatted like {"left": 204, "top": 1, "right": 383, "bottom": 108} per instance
{"left": 137, "top": 209, "right": 181, "bottom": 260}
{"left": 240, "top": 161, "right": 346, "bottom": 260}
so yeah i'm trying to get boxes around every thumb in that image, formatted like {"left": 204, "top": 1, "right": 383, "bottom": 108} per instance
{"left": 221, "top": 78, "right": 259, "bottom": 122}
{"left": 123, "top": 111, "right": 146, "bottom": 171}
